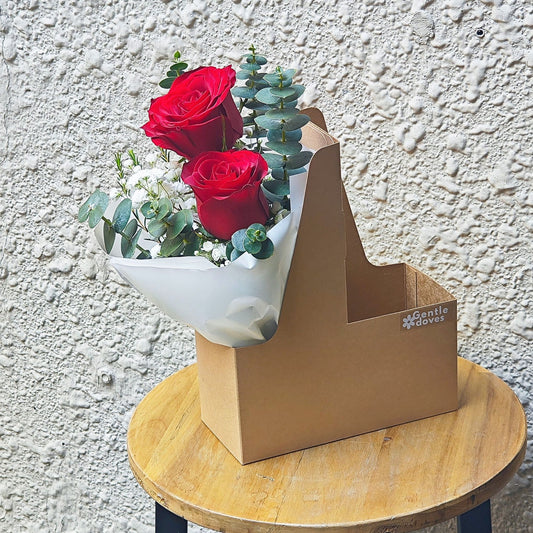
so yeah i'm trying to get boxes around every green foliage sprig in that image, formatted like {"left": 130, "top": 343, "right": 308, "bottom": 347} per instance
{"left": 226, "top": 223, "right": 274, "bottom": 261}
{"left": 231, "top": 45, "right": 270, "bottom": 151}
{"left": 159, "top": 51, "right": 188, "bottom": 89}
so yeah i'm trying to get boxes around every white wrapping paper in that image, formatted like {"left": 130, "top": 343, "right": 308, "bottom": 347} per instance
{"left": 99, "top": 172, "right": 308, "bottom": 347}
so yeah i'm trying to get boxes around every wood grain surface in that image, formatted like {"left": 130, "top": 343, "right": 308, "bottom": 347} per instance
{"left": 128, "top": 358, "right": 526, "bottom": 533}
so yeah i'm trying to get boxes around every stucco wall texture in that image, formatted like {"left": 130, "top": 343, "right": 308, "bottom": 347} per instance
{"left": 0, "top": 0, "right": 531, "bottom": 531}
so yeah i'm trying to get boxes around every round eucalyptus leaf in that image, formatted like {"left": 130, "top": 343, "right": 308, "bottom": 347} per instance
{"left": 254, "top": 238, "right": 274, "bottom": 259}
{"left": 261, "top": 152, "right": 285, "bottom": 169}
{"left": 112, "top": 198, "right": 132, "bottom": 232}
{"left": 236, "top": 70, "right": 251, "bottom": 80}
{"left": 121, "top": 228, "right": 141, "bottom": 258}
{"left": 282, "top": 113, "right": 310, "bottom": 131}
{"left": 88, "top": 206, "right": 104, "bottom": 229}
{"left": 167, "top": 209, "right": 193, "bottom": 238}
{"left": 267, "top": 129, "right": 302, "bottom": 142}
{"left": 160, "top": 235, "right": 184, "bottom": 257}
{"left": 243, "top": 237, "right": 262, "bottom": 254}
{"left": 159, "top": 78, "right": 174, "bottom": 89}
{"left": 103, "top": 223, "right": 115, "bottom": 253}
{"left": 148, "top": 218, "right": 167, "bottom": 239}
{"left": 231, "top": 229, "right": 247, "bottom": 252}
{"left": 255, "top": 88, "right": 281, "bottom": 105}
{"left": 286, "top": 150, "right": 313, "bottom": 170}
{"left": 166, "top": 70, "right": 178, "bottom": 78}
{"left": 272, "top": 166, "right": 306, "bottom": 179}
{"left": 262, "top": 179, "right": 290, "bottom": 197}
{"left": 244, "top": 100, "right": 271, "bottom": 111}
{"left": 240, "top": 62, "right": 260, "bottom": 72}
{"left": 265, "top": 141, "right": 303, "bottom": 156}
{"left": 263, "top": 73, "right": 281, "bottom": 86}
{"left": 140, "top": 201, "right": 156, "bottom": 219}
{"left": 265, "top": 108, "right": 298, "bottom": 120}
{"left": 254, "top": 115, "right": 282, "bottom": 130}
{"left": 170, "top": 62, "right": 187, "bottom": 72}
{"left": 244, "top": 54, "right": 267, "bottom": 65}
{"left": 123, "top": 218, "right": 138, "bottom": 238}
{"left": 270, "top": 87, "right": 296, "bottom": 98}
{"left": 230, "top": 247, "right": 243, "bottom": 262}
{"left": 156, "top": 197, "right": 173, "bottom": 220}
{"left": 226, "top": 242, "right": 234, "bottom": 260}
{"left": 231, "top": 86, "right": 257, "bottom": 99}
{"left": 282, "top": 84, "right": 305, "bottom": 102}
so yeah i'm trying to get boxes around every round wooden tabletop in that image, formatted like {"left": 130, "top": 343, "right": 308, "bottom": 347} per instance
{"left": 128, "top": 358, "right": 526, "bottom": 533}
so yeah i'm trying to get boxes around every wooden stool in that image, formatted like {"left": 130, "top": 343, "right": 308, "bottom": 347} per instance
{"left": 128, "top": 358, "right": 526, "bottom": 533}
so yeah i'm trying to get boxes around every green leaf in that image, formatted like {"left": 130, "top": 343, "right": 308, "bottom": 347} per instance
{"left": 240, "top": 62, "right": 260, "bottom": 71}
{"left": 159, "top": 78, "right": 175, "bottom": 89}
{"left": 230, "top": 247, "right": 243, "bottom": 261}
{"left": 112, "top": 198, "right": 132, "bottom": 232}
{"left": 265, "top": 141, "right": 303, "bottom": 155}
{"left": 261, "top": 152, "right": 285, "bottom": 168}
{"left": 121, "top": 229, "right": 141, "bottom": 258}
{"left": 283, "top": 84, "right": 305, "bottom": 102}
{"left": 123, "top": 218, "right": 138, "bottom": 238}
{"left": 183, "top": 231, "right": 200, "bottom": 255}
{"left": 167, "top": 209, "right": 193, "bottom": 238}
{"left": 282, "top": 68, "right": 296, "bottom": 79}
{"left": 246, "top": 223, "right": 267, "bottom": 242}
{"left": 236, "top": 70, "right": 251, "bottom": 80}
{"left": 147, "top": 219, "right": 167, "bottom": 238}
{"left": 286, "top": 150, "right": 313, "bottom": 169}
{"left": 271, "top": 166, "right": 306, "bottom": 179}
{"left": 226, "top": 242, "right": 234, "bottom": 260}
{"left": 255, "top": 88, "right": 281, "bottom": 105}
{"left": 166, "top": 70, "right": 178, "bottom": 78}
{"left": 254, "top": 115, "right": 282, "bottom": 130}
{"left": 156, "top": 197, "right": 173, "bottom": 220}
{"left": 262, "top": 179, "right": 290, "bottom": 197}
{"left": 263, "top": 73, "right": 293, "bottom": 87}
{"left": 170, "top": 62, "right": 188, "bottom": 72}
{"left": 231, "top": 229, "right": 247, "bottom": 252}
{"left": 160, "top": 235, "right": 184, "bottom": 257}
{"left": 265, "top": 108, "right": 299, "bottom": 120}
{"left": 231, "top": 86, "right": 257, "bottom": 99}
{"left": 140, "top": 201, "right": 156, "bottom": 219}
{"left": 263, "top": 73, "right": 282, "bottom": 86}
{"left": 103, "top": 223, "right": 115, "bottom": 253}
{"left": 79, "top": 189, "right": 108, "bottom": 224}
{"left": 243, "top": 237, "right": 262, "bottom": 254}
{"left": 267, "top": 129, "right": 302, "bottom": 142}
{"left": 270, "top": 87, "right": 296, "bottom": 98}
{"left": 244, "top": 54, "right": 267, "bottom": 65}
{"left": 244, "top": 100, "right": 271, "bottom": 111}
{"left": 282, "top": 113, "right": 310, "bottom": 131}
{"left": 88, "top": 206, "right": 104, "bottom": 228}
{"left": 254, "top": 238, "right": 274, "bottom": 259}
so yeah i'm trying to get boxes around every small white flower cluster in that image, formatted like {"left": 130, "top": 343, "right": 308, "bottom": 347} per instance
{"left": 112, "top": 150, "right": 194, "bottom": 210}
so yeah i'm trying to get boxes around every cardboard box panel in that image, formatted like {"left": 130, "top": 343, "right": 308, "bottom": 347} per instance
{"left": 196, "top": 109, "right": 458, "bottom": 464}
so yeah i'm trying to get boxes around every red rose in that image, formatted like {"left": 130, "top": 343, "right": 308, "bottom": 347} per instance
{"left": 182, "top": 150, "right": 270, "bottom": 240}
{"left": 142, "top": 66, "right": 243, "bottom": 160}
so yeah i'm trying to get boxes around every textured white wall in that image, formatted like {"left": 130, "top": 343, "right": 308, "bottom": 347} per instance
{"left": 0, "top": 0, "right": 531, "bottom": 531}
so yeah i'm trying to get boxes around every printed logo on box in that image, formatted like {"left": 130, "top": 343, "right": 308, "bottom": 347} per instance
{"left": 401, "top": 305, "right": 449, "bottom": 330}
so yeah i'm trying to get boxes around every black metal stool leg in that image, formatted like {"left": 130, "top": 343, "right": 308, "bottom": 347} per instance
{"left": 155, "top": 501, "right": 188, "bottom": 533}
{"left": 457, "top": 499, "right": 491, "bottom": 533}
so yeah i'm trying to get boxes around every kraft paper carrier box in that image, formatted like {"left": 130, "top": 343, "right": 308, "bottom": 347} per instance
{"left": 196, "top": 109, "right": 458, "bottom": 465}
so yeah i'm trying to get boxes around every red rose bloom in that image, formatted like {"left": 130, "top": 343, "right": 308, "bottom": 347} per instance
{"left": 182, "top": 150, "right": 270, "bottom": 240}
{"left": 142, "top": 66, "right": 243, "bottom": 160}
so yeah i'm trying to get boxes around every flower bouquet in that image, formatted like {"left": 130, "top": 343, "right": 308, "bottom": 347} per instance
{"left": 81, "top": 49, "right": 458, "bottom": 464}
{"left": 79, "top": 49, "right": 313, "bottom": 347}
